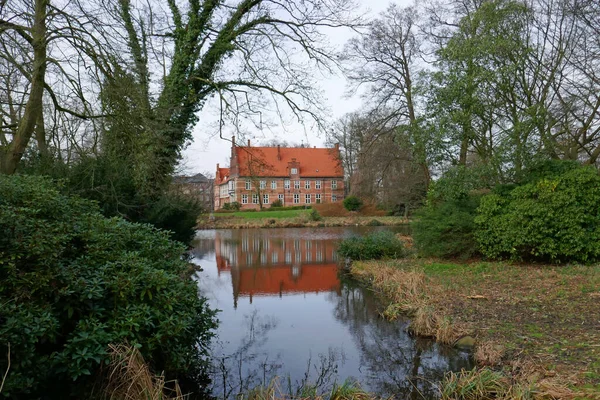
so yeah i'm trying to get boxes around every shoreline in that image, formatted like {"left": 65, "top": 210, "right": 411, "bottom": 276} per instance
{"left": 349, "top": 257, "right": 600, "bottom": 398}
{"left": 196, "top": 215, "right": 409, "bottom": 230}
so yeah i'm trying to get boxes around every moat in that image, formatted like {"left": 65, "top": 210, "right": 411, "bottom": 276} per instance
{"left": 191, "top": 227, "right": 473, "bottom": 399}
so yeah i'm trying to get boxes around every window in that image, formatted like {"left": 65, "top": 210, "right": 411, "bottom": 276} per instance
{"left": 305, "top": 194, "right": 311, "bottom": 204}
{"left": 305, "top": 180, "right": 310, "bottom": 189}
{"left": 316, "top": 180, "right": 321, "bottom": 189}
{"left": 332, "top": 194, "right": 337, "bottom": 202}
{"left": 278, "top": 194, "right": 284, "bottom": 203}
{"left": 291, "top": 168, "right": 298, "bottom": 174}
{"left": 331, "top": 180, "right": 338, "bottom": 189}
{"left": 271, "top": 180, "right": 277, "bottom": 189}
{"left": 263, "top": 194, "right": 269, "bottom": 204}
{"left": 293, "top": 194, "right": 299, "bottom": 204}
{"left": 284, "top": 179, "right": 290, "bottom": 189}
{"left": 252, "top": 194, "right": 259, "bottom": 204}
{"left": 316, "top": 194, "right": 321, "bottom": 203}
{"left": 260, "top": 180, "right": 266, "bottom": 189}
{"left": 245, "top": 180, "right": 251, "bottom": 190}
{"left": 294, "top": 180, "right": 300, "bottom": 189}
{"left": 242, "top": 194, "right": 248, "bottom": 204}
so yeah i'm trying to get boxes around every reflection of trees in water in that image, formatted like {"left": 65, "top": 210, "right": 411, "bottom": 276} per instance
{"left": 209, "top": 310, "right": 348, "bottom": 399}
{"left": 211, "top": 310, "right": 282, "bottom": 398}
{"left": 190, "top": 236, "right": 217, "bottom": 259}
{"left": 330, "top": 279, "right": 472, "bottom": 398}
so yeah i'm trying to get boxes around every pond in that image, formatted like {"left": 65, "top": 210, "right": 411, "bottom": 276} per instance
{"left": 191, "top": 227, "right": 472, "bottom": 399}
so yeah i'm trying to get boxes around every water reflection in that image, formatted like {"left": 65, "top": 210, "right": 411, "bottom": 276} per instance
{"left": 192, "top": 227, "right": 471, "bottom": 399}
{"left": 213, "top": 229, "right": 342, "bottom": 307}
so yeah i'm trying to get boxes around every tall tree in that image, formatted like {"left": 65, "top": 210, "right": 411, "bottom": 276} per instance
{"left": 343, "top": 3, "right": 433, "bottom": 184}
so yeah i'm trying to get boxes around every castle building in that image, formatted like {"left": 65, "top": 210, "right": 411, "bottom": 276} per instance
{"left": 214, "top": 137, "right": 345, "bottom": 210}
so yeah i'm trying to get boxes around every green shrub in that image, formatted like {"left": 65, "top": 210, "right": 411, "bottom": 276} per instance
{"left": 367, "top": 219, "right": 383, "bottom": 226}
{"left": 142, "top": 192, "right": 203, "bottom": 243}
{"left": 222, "top": 202, "right": 232, "bottom": 210}
{"left": 343, "top": 195, "right": 363, "bottom": 211}
{"left": 337, "top": 231, "right": 405, "bottom": 260}
{"left": 230, "top": 201, "right": 241, "bottom": 210}
{"left": 270, "top": 199, "right": 283, "bottom": 208}
{"left": 0, "top": 175, "right": 217, "bottom": 399}
{"left": 412, "top": 195, "right": 482, "bottom": 259}
{"left": 21, "top": 156, "right": 204, "bottom": 244}
{"left": 309, "top": 208, "right": 323, "bottom": 221}
{"left": 411, "top": 166, "right": 491, "bottom": 259}
{"left": 475, "top": 165, "right": 600, "bottom": 263}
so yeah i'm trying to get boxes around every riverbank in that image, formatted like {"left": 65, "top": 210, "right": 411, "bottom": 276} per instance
{"left": 349, "top": 258, "right": 600, "bottom": 398}
{"left": 197, "top": 214, "right": 408, "bottom": 229}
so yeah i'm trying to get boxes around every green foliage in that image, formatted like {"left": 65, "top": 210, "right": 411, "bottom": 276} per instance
{"left": 412, "top": 166, "right": 492, "bottom": 259}
{"left": 367, "top": 219, "right": 383, "bottom": 226}
{"left": 0, "top": 175, "right": 217, "bottom": 398}
{"left": 230, "top": 201, "right": 241, "bottom": 210}
{"left": 309, "top": 208, "right": 322, "bottom": 221}
{"left": 475, "top": 165, "right": 600, "bottom": 263}
{"left": 343, "top": 195, "right": 363, "bottom": 211}
{"left": 412, "top": 195, "right": 482, "bottom": 259}
{"left": 338, "top": 231, "right": 405, "bottom": 260}
{"left": 223, "top": 202, "right": 232, "bottom": 210}
{"left": 142, "top": 192, "right": 203, "bottom": 243}
{"left": 270, "top": 199, "right": 283, "bottom": 208}
{"left": 21, "top": 156, "right": 203, "bottom": 244}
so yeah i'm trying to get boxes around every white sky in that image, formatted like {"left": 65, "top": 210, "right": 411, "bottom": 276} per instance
{"left": 180, "top": 0, "right": 412, "bottom": 176}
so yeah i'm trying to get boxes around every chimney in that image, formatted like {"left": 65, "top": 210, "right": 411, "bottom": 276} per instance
{"left": 335, "top": 143, "right": 340, "bottom": 150}
{"left": 247, "top": 139, "right": 251, "bottom": 147}
{"left": 231, "top": 136, "right": 235, "bottom": 146}
{"left": 277, "top": 145, "right": 281, "bottom": 160}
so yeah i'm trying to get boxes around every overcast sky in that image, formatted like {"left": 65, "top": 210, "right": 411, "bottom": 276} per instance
{"left": 180, "top": 0, "right": 412, "bottom": 176}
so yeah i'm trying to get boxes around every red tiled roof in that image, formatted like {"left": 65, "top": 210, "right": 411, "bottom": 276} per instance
{"left": 235, "top": 146, "right": 343, "bottom": 178}
{"left": 236, "top": 264, "right": 340, "bottom": 296}
{"left": 216, "top": 167, "right": 230, "bottom": 184}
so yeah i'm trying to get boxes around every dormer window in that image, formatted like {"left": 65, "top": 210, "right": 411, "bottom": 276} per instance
{"left": 291, "top": 168, "right": 298, "bottom": 174}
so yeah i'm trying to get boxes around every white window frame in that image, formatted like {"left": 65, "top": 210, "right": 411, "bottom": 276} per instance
{"left": 252, "top": 194, "right": 259, "bottom": 204}
{"left": 305, "top": 180, "right": 310, "bottom": 189}
{"left": 242, "top": 194, "right": 248, "bottom": 204}
{"left": 263, "top": 194, "right": 269, "bottom": 204}
{"left": 293, "top": 194, "right": 300, "bottom": 204}
{"left": 271, "top": 180, "right": 277, "bottom": 189}
{"left": 331, "top": 180, "right": 338, "bottom": 189}
{"left": 315, "top": 194, "right": 321, "bottom": 203}
{"left": 260, "top": 180, "right": 266, "bottom": 189}
{"left": 305, "top": 194, "right": 311, "bottom": 204}
{"left": 245, "top": 180, "right": 251, "bottom": 190}
{"left": 284, "top": 179, "right": 290, "bottom": 189}
{"left": 316, "top": 180, "right": 321, "bottom": 189}
{"left": 278, "top": 194, "right": 284, "bottom": 203}
{"left": 294, "top": 180, "right": 300, "bottom": 189}
{"left": 332, "top": 194, "right": 337, "bottom": 202}
{"left": 291, "top": 167, "right": 298, "bottom": 174}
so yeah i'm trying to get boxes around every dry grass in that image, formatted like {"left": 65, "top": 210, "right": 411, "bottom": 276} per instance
{"left": 440, "top": 366, "right": 587, "bottom": 400}
{"left": 474, "top": 342, "right": 504, "bottom": 367}
{"left": 198, "top": 215, "right": 407, "bottom": 229}
{"left": 350, "top": 261, "right": 466, "bottom": 346}
{"left": 354, "top": 258, "right": 600, "bottom": 399}
{"left": 105, "top": 344, "right": 185, "bottom": 400}
{"left": 312, "top": 202, "right": 387, "bottom": 218}
{"left": 237, "top": 378, "right": 381, "bottom": 400}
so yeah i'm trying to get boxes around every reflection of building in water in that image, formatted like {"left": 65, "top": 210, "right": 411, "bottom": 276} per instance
{"left": 214, "top": 231, "right": 341, "bottom": 307}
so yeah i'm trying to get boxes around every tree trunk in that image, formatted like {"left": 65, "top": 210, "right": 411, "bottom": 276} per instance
{"left": 0, "top": 0, "right": 47, "bottom": 174}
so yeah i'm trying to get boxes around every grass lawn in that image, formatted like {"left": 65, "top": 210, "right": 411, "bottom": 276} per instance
{"left": 350, "top": 258, "right": 600, "bottom": 396}
{"left": 214, "top": 209, "right": 309, "bottom": 219}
